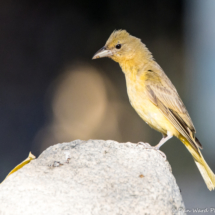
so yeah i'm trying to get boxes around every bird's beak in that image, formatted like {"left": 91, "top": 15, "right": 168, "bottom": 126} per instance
{"left": 92, "top": 46, "right": 112, "bottom": 59}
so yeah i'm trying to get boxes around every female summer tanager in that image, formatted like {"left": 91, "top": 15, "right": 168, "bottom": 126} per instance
{"left": 92, "top": 29, "right": 215, "bottom": 191}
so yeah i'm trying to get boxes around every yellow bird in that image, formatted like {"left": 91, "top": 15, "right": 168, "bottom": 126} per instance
{"left": 92, "top": 29, "right": 215, "bottom": 191}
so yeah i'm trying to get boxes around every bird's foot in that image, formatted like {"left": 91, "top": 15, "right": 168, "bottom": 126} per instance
{"left": 137, "top": 142, "right": 166, "bottom": 160}
{"left": 137, "top": 142, "right": 152, "bottom": 148}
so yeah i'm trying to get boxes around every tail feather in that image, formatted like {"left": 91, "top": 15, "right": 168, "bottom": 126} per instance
{"left": 195, "top": 160, "right": 215, "bottom": 191}
{"left": 180, "top": 137, "right": 215, "bottom": 191}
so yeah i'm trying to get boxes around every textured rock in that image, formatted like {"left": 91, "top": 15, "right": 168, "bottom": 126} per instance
{"left": 0, "top": 140, "right": 185, "bottom": 215}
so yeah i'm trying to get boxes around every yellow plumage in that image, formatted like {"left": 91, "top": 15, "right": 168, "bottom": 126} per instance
{"left": 93, "top": 29, "right": 215, "bottom": 190}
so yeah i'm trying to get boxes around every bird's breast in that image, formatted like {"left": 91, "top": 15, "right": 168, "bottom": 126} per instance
{"left": 125, "top": 74, "right": 174, "bottom": 134}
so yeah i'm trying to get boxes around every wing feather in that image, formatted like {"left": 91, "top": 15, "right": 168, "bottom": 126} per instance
{"left": 145, "top": 71, "right": 202, "bottom": 151}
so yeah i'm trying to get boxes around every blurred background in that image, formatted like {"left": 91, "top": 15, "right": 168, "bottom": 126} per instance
{"left": 0, "top": 0, "right": 215, "bottom": 212}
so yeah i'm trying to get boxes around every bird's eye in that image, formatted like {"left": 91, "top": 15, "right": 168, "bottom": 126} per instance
{"left": 115, "top": 44, "right": 121, "bottom": 49}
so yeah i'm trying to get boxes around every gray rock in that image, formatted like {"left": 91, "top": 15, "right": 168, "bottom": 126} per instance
{"left": 0, "top": 140, "right": 185, "bottom": 215}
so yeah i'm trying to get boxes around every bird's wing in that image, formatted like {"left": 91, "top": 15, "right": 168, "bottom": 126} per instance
{"left": 145, "top": 71, "right": 202, "bottom": 151}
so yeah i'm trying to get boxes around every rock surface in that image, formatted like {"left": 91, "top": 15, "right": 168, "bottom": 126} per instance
{"left": 0, "top": 140, "right": 185, "bottom": 215}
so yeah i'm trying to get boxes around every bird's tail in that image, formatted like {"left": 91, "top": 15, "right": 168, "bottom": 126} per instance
{"left": 180, "top": 136, "right": 215, "bottom": 191}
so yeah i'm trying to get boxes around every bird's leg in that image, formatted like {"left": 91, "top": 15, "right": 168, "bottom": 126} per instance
{"left": 154, "top": 131, "right": 173, "bottom": 149}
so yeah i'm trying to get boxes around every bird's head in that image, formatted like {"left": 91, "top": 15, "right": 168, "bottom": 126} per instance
{"left": 92, "top": 30, "right": 143, "bottom": 63}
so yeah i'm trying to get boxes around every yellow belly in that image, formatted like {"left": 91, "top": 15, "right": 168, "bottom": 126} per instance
{"left": 125, "top": 75, "right": 178, "bottom": 137}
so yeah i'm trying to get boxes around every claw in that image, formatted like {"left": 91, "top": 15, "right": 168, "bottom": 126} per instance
{"left": 137, "top": 142, "right": 166, "bottom": 160}
{"left": 137, "top": 142, "right": 152, "bottom": 148}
